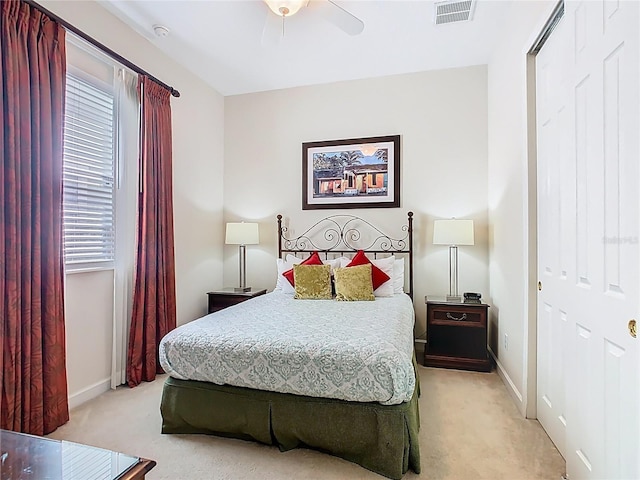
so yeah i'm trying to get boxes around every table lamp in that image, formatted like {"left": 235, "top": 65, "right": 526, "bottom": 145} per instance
{"left": 433, "top": 219, "right": 474, "bottom": 302}
{"left": 225, "top": 222, "right": 259, "bottom": 292}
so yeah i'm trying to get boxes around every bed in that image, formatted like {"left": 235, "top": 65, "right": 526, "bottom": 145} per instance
{"left": 159, "top": 212, "right": 420, "bottom": 479}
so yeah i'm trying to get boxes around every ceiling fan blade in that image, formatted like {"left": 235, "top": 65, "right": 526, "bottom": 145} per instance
{"left": 261, "top": 8, "right": 284, "bottom": 46}
{"left": 309, "top": 0, "right": 364, "bottom": 36}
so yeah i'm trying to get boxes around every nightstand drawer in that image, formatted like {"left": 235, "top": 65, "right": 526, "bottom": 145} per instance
{"left": 431, "top": 307, "right": 485, "bottom": 326}
{"left": 208, "top": 295, "right": 247, "bottom": 313}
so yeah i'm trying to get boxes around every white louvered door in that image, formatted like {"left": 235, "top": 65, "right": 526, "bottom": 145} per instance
{"left": 536, "top": 1, "right": 639, "bottom": 479}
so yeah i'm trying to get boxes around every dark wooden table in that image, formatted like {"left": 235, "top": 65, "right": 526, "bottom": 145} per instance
{"left": 207, "top": 288, "right": 267, "bottom": 314}
{"left": 424, "top": 296, "right": 491, "bottom": 372}
{"left": 0, "top": 429, "right": 155, "bottom": 479}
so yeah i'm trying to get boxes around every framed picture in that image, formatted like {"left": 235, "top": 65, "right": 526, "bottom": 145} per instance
{"left": 302, "top": 135, "right": 400, "bottom": 210}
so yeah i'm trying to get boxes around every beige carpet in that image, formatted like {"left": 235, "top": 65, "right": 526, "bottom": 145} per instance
{"left": 47, "top": 367, "right": 565, "bottom": 479}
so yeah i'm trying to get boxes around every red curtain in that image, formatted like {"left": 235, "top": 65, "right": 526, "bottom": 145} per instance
{"left": 0, "top": 0, "right": 69, "bottom": 434}
{"left": 127, "top": 76, "right": 176, "bottom": 387}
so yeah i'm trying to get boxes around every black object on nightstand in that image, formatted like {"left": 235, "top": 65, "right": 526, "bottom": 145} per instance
{"left": 207, "top": 288, "right": 267, "bottom": 314}
{"left": 424, "top": 296, "right": 491, "bottom": 372}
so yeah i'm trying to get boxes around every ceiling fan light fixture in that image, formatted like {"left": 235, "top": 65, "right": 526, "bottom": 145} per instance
{"left": 264, "top": 0, "right": 305, "bottom": 17}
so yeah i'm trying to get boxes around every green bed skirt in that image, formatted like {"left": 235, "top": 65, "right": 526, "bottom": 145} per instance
{"left": 160, "top": 373, "right": 421, "bottom": 479}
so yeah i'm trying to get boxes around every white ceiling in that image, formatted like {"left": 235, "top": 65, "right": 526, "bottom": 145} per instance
{"left": 99, "top": 0, "right": 514, "bottom": 96}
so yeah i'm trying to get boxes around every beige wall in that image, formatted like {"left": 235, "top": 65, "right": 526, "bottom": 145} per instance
{"left": 487, "top": 0, "right": 556, "bottom": 415}
{"left": 223, "top": 67, "right": 489, "bottom": 337}
{"left": 41, "top": 0, "right": 224, "bottom": 406}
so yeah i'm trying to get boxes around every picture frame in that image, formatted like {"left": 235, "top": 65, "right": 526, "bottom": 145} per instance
{"left": 302, "top": 135, "right": 400, "bottom": 210}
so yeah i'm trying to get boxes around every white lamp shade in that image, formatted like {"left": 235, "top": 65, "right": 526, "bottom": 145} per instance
{"left": 225, "top": 222, "right": 259, "bottom": 245}
{"left": 433, "top": 219, "right": 474, "bottom": 246}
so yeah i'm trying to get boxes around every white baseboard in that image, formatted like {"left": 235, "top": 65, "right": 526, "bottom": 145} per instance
{"left": 68, "top": 377, "right": 111, "bottom": 410}
{"left": 488, "top": 346, "right": 525, "bottom": 415}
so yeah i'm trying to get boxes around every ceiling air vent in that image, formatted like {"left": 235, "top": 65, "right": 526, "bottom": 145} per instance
{"left": 434, "top": 0, "right": 475, "bottom": 25}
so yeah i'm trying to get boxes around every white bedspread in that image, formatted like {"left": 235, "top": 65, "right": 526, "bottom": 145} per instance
{"left": 159, "top": 292, "right": 416, "bottom": 405}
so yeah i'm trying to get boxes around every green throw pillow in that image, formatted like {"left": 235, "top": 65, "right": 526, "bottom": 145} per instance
{"left": 334, "top": 264, "right": 375, "bottom": 301}
{"left": 293, "top": 264, "right": 332, "bottom": 299}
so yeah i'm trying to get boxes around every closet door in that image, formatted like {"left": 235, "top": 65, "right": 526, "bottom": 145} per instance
{"left": 536, "top": 1, "right": 639, "bottom": 478}
{"left": 535, "top": 6, "right": 570, "bottom": 459}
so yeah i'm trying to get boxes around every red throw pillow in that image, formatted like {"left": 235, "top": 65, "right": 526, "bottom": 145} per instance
{"left": 346, "top": 250, "right": 390, "bottom": 290}
{"left": 283, "top": 251, "right": 324, "bottom": 287}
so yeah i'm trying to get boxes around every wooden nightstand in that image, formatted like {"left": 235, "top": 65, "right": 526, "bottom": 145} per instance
{"left": 207, "top": 288, "right": 267, "bottom": 314}
{"left": 424, "top": 296, "right": 491, "bottom": 372}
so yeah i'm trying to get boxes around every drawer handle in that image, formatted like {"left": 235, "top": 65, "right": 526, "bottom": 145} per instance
{"left": 446, "top": 312, "right": 467, "bottom": 321}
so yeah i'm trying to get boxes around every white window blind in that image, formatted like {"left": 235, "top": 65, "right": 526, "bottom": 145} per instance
{"left": 63, "top": 72, "right": 116, "bottom": 267}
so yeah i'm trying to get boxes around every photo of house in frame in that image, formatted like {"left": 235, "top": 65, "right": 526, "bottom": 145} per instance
{"left": 302, "top": 135, "right": 400, "bottom": 210}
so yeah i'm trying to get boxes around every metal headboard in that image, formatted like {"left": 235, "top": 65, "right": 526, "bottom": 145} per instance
{"left": 277, "top": 212, "right": 414, "bottom": 299}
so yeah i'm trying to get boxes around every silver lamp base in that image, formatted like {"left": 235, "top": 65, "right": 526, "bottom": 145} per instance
{"left": 446, "top": 245, "right": 461, "bottom": 303}
{"left": 235, "top": 244, "right": 252, "bottom": 293}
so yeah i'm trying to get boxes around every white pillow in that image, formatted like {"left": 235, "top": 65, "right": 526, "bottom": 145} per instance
{"left": 393, "top": 257, "right": 405, "bottom": 294}
{"left": 371, "top": 256, "right": 395, "bottom": 297}
{"left": 274, "top": 257, "right": 302, "bottom": 294}
{"left": 324, "top": 256, "right": 349, "bottom": 274}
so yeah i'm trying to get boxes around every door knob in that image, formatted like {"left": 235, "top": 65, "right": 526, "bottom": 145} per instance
{"left": 538, "top": 281, "right": 542, "bottom": 291}
{"left": 629, "top": 319, "right": 637, "bottom": 338}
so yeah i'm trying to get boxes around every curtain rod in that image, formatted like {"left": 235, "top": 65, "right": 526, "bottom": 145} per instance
{"left": 24, "top": 0, "right": 181, "bottom": 98}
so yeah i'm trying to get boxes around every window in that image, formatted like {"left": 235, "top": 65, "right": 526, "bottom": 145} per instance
{"left": 62, "top": 34, "right": 139, "bottom": 387}
{"left": 62, "top": 72, "right": 115, "bottom": 268}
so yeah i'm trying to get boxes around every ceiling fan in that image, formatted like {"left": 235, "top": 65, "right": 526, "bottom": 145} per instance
{"left": 262, "top": 0, "right": 364, "bottom": 44}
